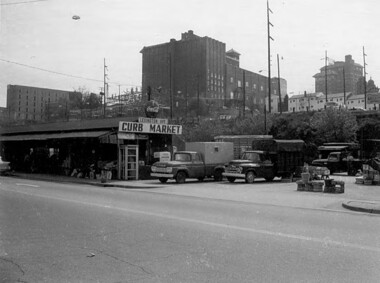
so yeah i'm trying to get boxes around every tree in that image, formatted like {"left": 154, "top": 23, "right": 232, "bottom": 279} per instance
{"left": 84, "top": 93, "right": 102, "bottom": 109}
{"left": 269, "top": 112, "right": 315, "bottom": 143}
{"left": 187, "top": 98, "right": 208, "bottom": 117}
{"left": 182, "top": 119, "right": 229, "bottom": 142}
{"left": 231, "top": 114, "right": 269, "bottom": 135}
{"left": 357, "top": 118, "right": 380, "bottom": 140}
{"left": 310, "top": 108, "right": 358, "bottom": 144}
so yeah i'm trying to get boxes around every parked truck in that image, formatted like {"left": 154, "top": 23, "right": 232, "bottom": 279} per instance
{"left": 150, "top": 142, "right": 234, "bottom": 183}
{"left": 311, "top": 143, "right": 362, "bottom": 175}
{"left": 223, "top": 139, "right": 305, "bottom": 183}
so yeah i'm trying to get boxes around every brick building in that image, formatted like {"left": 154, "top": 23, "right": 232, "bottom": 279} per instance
{"left": 313, "top": 55, "right": 363, "bottom": 95}
{"left": 6, "top": 85, "right": 82, "bottom": 122}
{"left": 140, "top": 30, "right": 286, "bottom": 117}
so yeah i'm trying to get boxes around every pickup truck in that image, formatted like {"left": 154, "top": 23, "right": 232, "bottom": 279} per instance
{"left": 312, "top": 151, "right": 362, "bottom": 176}
{"left": 223, "top": 139, "right": 305, "bottom": 183}
{"left": 0, "top": 156, "right": 11, "bottom": 175}
{"left": 150, "top": 142, "right": 233, "bottom": 183}
{"left": 151, "top": 151, "right": 223, "bottom": 183}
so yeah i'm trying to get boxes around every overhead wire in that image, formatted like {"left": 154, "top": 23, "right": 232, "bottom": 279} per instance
{"left": 0, "top": 0, "right": 48, "bottom": 5}
{"left": 0, "top": 58, "right": 140, "bottom": 88}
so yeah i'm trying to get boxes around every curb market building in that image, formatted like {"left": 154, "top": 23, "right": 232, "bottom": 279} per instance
{"left": 0, "top": 116, "right": 183, "bottom": 180}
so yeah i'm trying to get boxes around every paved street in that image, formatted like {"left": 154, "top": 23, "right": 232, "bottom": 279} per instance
{"left": 1, "top": 175, "right": 380, "bottom": 282}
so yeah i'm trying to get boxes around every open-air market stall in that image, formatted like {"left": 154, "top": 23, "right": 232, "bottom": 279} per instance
{"left": 0, "top": 114, "right": 183, "bottom": 180}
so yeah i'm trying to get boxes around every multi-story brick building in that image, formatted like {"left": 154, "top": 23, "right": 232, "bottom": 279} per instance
{"left": 6, "top": 85, "right": 82, "bottom": 122}
{"left": 140, "top": 30, "right": 286, "bottom": 117}
{"left": 313, "top": 55, "right": 363, "bottom": 95}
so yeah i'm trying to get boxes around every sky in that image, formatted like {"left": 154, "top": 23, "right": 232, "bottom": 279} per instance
{"left": 1, "top": 0, "right": 380, "bottom": 107}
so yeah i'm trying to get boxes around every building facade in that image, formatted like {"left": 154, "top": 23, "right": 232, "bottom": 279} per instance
{"left": 313, "top": 55, "right": 363, "bottom": 95}
{"left": 288, "top": 91, "right": 379, "bottom": 112}
{"left": 7, "top": 85, "right": 82, "bottom": 122}
{"left": 140, "top": 30, "right": 286, "bottom": 117}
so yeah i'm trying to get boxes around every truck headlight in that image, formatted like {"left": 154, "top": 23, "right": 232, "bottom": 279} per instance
{"left": 166, "top": 167, "right": 173, "bottom": 173}
{"left": 151, "top": 166, "right": 157, "bottom": 172}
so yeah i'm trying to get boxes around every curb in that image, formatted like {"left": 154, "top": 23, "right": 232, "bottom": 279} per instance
{"left": 9, "top": 174, "right": 160, "bottom": 190}
{"left": 342, "top": 201, "right": 380, "bottom": 214}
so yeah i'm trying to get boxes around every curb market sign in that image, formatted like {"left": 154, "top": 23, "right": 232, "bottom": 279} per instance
{"left": 119, "top": 120, "right": 182, "bottom": 135}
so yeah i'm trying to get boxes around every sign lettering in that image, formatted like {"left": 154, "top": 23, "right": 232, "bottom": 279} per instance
{"left": 119, "top": 121, "right": 182, "bottom": 135}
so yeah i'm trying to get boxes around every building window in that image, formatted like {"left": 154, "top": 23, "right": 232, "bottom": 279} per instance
{"left": 230, "top": 77, "right": 234, "bottom": 83}
{"left": 238, "top": 80, "right": 241, "bottom": 87}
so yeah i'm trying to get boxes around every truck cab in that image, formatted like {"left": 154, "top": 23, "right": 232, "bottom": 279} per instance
{"left": 312, "top": 151, "right": 361, "bottom": 175}
{"left": 151, "top": 151, "right": 206, "bottom": 183}
{"left": 223, "top": 150, "right": 276, "bottom": 183}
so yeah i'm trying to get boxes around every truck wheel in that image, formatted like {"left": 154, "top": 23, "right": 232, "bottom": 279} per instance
{"left": 214, "top": 170, "right": 223, "bottom": 181}
{"left": 176, "top": 172, "right": 186, "bottom": 184}
{"left": 158, "top": 178, "right": 168, "bottom": 183}
{"left": 245, "top": 171, "right": 255, "bottom": 183}
{"left": 347, "top": 166, "right": 357, "bottom": 176}
{"left": 227, "top": 177, "right": 236, "bottom": 183}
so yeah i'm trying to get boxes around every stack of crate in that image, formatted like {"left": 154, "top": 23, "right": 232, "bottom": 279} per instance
{"left": 361, "top": 164, "right": 380, "bottom": 185}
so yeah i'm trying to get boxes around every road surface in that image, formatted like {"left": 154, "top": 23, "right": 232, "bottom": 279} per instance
{"left": 1, "top": 177, "right": 379, "bottom": 282}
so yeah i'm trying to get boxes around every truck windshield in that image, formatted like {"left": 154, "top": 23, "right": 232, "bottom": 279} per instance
{"left": 241, "top": 152, "right": 262, "bottom": 162}
{"left": 174, "top": 153, "right": 191, "bottom": 161}
{"left": 328, "top": 154, "right": 339, "bottom": 161}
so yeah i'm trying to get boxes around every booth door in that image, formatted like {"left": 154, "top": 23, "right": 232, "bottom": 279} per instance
{"left": 125, "top": 145, "right": 139, "bottom": 180}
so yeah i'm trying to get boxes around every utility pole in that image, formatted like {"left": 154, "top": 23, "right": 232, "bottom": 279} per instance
{"left": 118, "top": 85, "right": 121, "bottom": 116}
{"left": 243, "top": 70, "right": 246, "bottom": 118}
{"left": 169, "top": 54, "right": 173, "bottom": 119}
{"left": 197, "top": 74, "right": 200, "bottom": 121}
{"left": 324, "top": 50, "right": 328, "bottom": 103}
{"left": 363, "top": 46, "right": 367, "bottom": 109}
{"left": 343, "top": 68, "right": 346, "bottom": 106}
{"left": 267, "top": 0, "right": 274, "bottom": 113}
{"left": 103, "top": 58, "right": 108, "bottom": 118}
{"left": 277, "top": 54, "right": 282, "bottom": 114}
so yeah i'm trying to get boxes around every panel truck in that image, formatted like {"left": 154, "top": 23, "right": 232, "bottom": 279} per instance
{"left": 150, "top": 142, "right": 233, "bottom": 184}
{"left": 223, "top": 139, "right": 305, "bottom": 183}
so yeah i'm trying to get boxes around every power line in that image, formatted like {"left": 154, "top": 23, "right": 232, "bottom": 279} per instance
{"left": 0, "top": 58, "right": 140, "bottom": 88}
{"left": 1, "top": 0, "right": 48, "bottom": 5}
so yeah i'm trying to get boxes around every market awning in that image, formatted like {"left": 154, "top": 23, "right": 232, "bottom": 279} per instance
{"left": 0, "top": 131, "right": 111, "bottom": 141}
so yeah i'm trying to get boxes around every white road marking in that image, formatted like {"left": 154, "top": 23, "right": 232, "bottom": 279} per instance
{"left": 2, "top": 187, "right": 380, "bottom": 254}
{"left": 16, "top": 183, "right": 40, "bottom": 188}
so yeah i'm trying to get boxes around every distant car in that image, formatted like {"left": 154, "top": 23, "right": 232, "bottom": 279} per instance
{"left": 0, "top": 156, "right": 11, "bottom": 175}
{"left": 325, "top": 101, "right": 341, "bottom": 109}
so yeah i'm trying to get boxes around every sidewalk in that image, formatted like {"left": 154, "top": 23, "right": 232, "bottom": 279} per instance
{"left": 5, "top": 172, "right": 380, "bottom": 214}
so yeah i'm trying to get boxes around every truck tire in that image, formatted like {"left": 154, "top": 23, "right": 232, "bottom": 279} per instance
{"left": 245, "top": 171, "right": 256, "bottom": 183}
{"left": 176, "top": 171, "right": 186, "bottom": 184}
{"left": 348, "top": 167, "right": 357, "bottom": 176}
{"left": 214, "top": 169, "right": 223, "bottom": 181}
{"left": 158, "top": 178, "right": 168, "bottom": 183}
{"left": 265, "top": 176, "right": 274, "bottom": 182}
{"left": 227, "top": 177, "right": 236, "bottom": 183}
